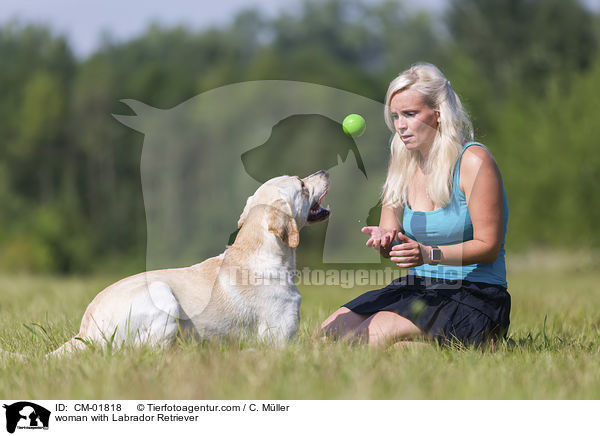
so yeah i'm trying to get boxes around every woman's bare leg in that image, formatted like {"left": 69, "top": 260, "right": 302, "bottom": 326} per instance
{"left": 315, "top": 307, "right": 370, "bottom": 340}
{"left": 353, "top": 310, "right": 427, "bottom": 347}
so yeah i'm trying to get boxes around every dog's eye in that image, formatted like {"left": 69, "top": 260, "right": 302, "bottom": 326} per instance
{"left": 300, "top": 180, "right": 306, "bottom": 189}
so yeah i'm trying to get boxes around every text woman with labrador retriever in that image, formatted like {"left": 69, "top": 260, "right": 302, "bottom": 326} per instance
{"left": 319, "top": 63, "right": 510, "bottom": 347}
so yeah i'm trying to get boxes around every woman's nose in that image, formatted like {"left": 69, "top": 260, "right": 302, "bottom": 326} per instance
{"left": 395, "top": 116, "right": 407, "bottom": 132}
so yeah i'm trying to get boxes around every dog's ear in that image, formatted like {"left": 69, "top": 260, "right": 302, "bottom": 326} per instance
{"left": 237, "top": 194, "right": 255, "bottom": 228}
{"left": 267, "top": 200, "right": 299, "bottom": 248}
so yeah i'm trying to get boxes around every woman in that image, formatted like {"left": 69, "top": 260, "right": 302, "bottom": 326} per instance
{"left": 319, "top": 63, "right": 510, "bottom": 347}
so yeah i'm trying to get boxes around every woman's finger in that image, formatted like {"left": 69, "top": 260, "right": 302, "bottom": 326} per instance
{"left": 368, "top": 236, "right": 382, "bottom": 247}
{"left": 396, "top": 263, "right": 417, "bottom": 268}
{"left": 396, "top": 232, "right": 413, "bottom": 243}
{"left": 390, "top": 246, "right": 419, "bottom": 257}
{"left": 383, "top": 234, "right": 392, "bottom": 247}
{"left": 390, "top": 256, "right": 419, "bottom": 263}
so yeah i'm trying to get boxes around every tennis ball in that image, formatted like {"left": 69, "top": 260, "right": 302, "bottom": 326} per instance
{"left": 342, "top": 114, "right": 366, "bottom": 137}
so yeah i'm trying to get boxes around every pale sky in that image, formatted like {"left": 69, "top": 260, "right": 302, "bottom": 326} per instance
{"left": 1, "top": 0, "right": 598, "bottom": 58}
{"left": 0, "top": 0, "right": 445, "bottom": 58}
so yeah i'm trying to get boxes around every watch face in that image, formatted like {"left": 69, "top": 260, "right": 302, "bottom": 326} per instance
{"left": 432, "top": 248, "right": 441, "bottom": 261}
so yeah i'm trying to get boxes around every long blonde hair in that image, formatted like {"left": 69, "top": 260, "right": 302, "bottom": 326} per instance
{"left": 382, "top": 63, "right": 473, "bottom": 208}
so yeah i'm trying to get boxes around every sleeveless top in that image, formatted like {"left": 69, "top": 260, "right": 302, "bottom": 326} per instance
{"left": 402, "top": 142, "right": 509, "bottom": 287}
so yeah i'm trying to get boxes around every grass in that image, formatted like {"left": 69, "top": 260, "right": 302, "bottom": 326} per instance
{"left": 0, "top": 251, "right": 599, "bottom": 399}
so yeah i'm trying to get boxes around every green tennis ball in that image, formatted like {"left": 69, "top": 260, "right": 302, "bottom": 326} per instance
{"left": 342, "top": 114, "right": 366, "bottom": 137}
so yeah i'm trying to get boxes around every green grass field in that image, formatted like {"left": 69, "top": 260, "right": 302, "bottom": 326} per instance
{"left": 1, "top": 251, "right": 599, "bottom": 399}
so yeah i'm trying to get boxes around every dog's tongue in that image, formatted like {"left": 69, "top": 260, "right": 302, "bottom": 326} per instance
{"left": 311, "top": 188, "right": 329, "bottom": 211}
{"left": 318, "top": 188, "right": 329, "bottom": 205}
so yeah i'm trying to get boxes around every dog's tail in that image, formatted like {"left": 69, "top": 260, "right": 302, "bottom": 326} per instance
{"left": 0, "top": 337, "right": 87, "bottom": 361}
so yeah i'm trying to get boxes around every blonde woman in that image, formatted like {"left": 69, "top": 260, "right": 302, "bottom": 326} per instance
{"left": 319, "top": 63, "right": 510, "bottom": 347}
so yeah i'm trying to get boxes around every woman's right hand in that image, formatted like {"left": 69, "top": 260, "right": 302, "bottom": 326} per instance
{"left": 361, "top": 226, "right": 398, "bottom": 256}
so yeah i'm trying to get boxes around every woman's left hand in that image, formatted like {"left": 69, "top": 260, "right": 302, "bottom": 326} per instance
{"left": 389, "top": 233, "right": 429, "bottom": 268}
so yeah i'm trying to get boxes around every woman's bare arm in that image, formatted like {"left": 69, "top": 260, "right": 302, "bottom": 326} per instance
{"left": 376, "top": 202, "right": 403, "bottom": 258}
{"left": 390, "top": 146, "right": 505, "bottom": 267}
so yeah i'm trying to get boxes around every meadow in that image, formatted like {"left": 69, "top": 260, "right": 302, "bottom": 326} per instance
{"left": 0, "top": 250, "right": 599, "bottom": 400}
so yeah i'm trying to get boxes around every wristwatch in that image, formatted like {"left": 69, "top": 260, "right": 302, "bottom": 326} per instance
{"left": 429, "top": 246, "right": 442, "bottom": 265}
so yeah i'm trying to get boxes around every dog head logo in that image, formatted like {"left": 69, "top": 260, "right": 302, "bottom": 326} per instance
{"left": 112, "top": 80, "right": 389, "bottom": 272}
{"left": 3, "top": 402, "right": 50, "bottom": 433}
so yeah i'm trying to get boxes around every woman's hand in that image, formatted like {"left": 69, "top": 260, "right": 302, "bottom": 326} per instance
{"left": 389, "top": 233, "right": 429, "bottom": 268}
{"left": 360, "top": 226, "right": 398, "bottom": 257}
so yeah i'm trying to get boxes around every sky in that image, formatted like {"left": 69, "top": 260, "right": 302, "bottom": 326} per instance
{"left": 0, "top": 0, "right": 445, "bottom": 58}
{"left": 1, "top": 0, "right": 599, "bottom": 58}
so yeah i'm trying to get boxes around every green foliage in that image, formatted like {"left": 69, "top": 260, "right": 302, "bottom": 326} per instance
{"left": 446, "top": 0, "right": 597, "bottom": 95}
{"left": 0, "top": 0, "right": 598, "bottom": 272}
{"left": 491, "top": 58, "right": 600, "bottom": 249}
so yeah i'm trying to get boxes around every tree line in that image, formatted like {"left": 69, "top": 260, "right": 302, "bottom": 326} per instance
{"left": 0, "top": 0, "right": 598, "bottom": 273}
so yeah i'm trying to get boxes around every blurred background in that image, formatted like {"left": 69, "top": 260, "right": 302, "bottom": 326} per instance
{"left": 0, "top": 0, "right": 599, "bottom": 275}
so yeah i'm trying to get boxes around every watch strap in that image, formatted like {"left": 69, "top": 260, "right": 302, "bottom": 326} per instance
{"left": 430, "top": 245, "right": 441, "bottom": 265}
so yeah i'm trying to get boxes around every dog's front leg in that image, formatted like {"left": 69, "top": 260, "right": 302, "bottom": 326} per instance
{"left": 257, "top": 322, "right": 288, "bottom": 347}
{"left": 256, "top": 304, "right": 300, "bottom": 346}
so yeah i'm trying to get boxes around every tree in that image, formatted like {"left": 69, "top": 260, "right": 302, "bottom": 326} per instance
{"left": 446, "top": 0, "right": 596, "bottom": 96}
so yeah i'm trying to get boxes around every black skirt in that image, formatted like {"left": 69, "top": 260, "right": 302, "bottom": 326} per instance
{"left": 343, "top": 275, "right": 511, "bottom": 346}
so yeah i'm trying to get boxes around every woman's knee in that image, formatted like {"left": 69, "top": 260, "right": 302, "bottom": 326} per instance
{"left": 318, "top": 307, "right": 368, "bottom": 338}
{"left": 355, "top": 311, "right": 424, "bottom": 346}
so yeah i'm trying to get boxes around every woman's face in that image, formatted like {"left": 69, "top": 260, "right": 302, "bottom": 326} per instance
{"left": 389, "top": 89, "right": 440, "bottom": 156}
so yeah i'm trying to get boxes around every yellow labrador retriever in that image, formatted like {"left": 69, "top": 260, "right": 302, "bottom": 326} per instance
{"left": 43, "top": 171, "right": 330, "bottom": 356}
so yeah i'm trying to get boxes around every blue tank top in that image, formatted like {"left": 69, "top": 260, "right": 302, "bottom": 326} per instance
{"left": 402, "top": 142, "right": 508, "bottom": 287}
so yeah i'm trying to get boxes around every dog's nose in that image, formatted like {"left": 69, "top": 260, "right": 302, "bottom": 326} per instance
{"left": 307, "top": 170, "right": 329, "bottom": 179}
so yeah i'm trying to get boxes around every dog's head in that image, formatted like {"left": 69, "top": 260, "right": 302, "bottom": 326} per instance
{"left": 237, "top": 171, "right": 330, "bottom": 247}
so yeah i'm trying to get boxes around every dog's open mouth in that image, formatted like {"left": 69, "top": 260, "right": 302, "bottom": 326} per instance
{"left": 307, "top": 189, "right": 330, "bottom": 223}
